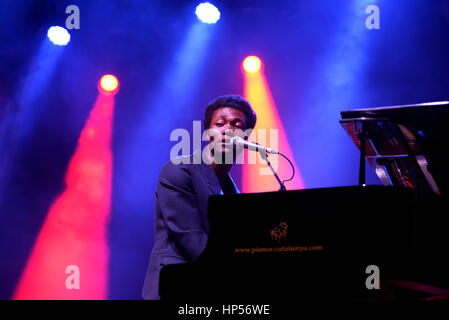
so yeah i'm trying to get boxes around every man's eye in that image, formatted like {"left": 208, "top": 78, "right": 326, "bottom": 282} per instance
{"left": 215, "top": 123, "right": 224, "bottom": 126}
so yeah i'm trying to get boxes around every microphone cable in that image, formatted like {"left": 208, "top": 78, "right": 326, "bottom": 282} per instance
{"left": 278, "top": 152, "right": 295, "bottom": 186}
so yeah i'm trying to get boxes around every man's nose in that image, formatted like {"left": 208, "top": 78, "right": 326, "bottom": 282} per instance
{"left": 223, "top": 126, "right": 235, "bottom": 136}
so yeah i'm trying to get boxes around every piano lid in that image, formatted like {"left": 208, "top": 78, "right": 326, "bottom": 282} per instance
{"left": 340, "top": 101, "right": 449, "bottom": 195}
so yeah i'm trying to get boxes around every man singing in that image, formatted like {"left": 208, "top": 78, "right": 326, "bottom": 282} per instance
{"left": 142, "top": 94, "right": 257, "bottom": 300}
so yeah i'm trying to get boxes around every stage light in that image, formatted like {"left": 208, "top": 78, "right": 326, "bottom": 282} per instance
{"left": 195, "top": 2, "right": 220, "bottom": 24}
{"left": 98, "top": 74, "right": 119, "bottom": 95}
{"left": 47, "top": 26, "right": 70, "bottom": 46}
{"left": 243, "top": 56, "right": 262, "bottom": 73}
{"left": 13, "top": 93, "right": 115, "bottom": 300}
{"left": 242, "top": 62, "right": 304, "bottom": 193}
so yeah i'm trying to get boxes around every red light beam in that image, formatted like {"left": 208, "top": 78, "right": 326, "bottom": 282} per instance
{"left": 13, "top": 93, "right": 115, "bottom": 299}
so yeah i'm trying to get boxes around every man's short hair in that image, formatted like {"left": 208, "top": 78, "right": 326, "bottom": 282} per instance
{"left": 204, "top": 94, "right": 257, "bottom": 130}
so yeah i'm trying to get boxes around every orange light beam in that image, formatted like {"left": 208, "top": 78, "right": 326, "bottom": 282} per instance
{"left": 242, "top": 64, "right": 304, "bottom": 193}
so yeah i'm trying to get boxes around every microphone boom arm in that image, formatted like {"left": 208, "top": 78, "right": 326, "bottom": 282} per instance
{"left": 259, "top": 150, "right": 287, "bottom": 191}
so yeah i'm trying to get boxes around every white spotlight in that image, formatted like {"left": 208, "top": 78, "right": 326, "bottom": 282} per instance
{"left": 47, "top": 26, "right": 71, "bottom": 46}
{"left": 195, "top": 2, "right": 220, "bottom": 24}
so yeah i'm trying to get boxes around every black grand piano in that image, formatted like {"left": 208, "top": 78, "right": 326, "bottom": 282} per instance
{"left": 159, "top": 101, "right": 449, "bottom": 300}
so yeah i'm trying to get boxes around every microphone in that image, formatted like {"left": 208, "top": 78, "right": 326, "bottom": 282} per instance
{"left": 230, "top": 136, "right": 279, "bottom": 154}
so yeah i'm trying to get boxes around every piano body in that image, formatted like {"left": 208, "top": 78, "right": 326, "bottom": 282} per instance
{"left": 159, "top": 101, "right": 449, "bottom": 300}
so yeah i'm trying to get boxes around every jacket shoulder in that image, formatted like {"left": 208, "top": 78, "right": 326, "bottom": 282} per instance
{"left": 158, "top": 155, "right": 201, "bottom": 186}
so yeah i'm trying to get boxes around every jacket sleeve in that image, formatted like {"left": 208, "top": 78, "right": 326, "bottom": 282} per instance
{"left": 156, "top": 162, "right": 208, "bottom": 261}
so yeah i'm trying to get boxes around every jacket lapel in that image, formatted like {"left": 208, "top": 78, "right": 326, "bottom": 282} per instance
{"left": 200, "top": 162, "right": 222, "bottom": 195}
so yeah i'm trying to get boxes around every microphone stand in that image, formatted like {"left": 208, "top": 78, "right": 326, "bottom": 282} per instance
{"left": 259, "top": 149, "right": 287, "bottom": 191}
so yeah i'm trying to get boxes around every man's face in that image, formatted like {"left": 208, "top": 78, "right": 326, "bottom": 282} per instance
{"left": 207, "top": 107, "right": 247, "bottom": 155}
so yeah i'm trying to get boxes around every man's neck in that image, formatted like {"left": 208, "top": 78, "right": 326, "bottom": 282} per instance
{"left": 212, "top": 162, "right": 232, "bottom": 182}
{"left": 207, "top": 152, "right": 233, "bottom": 182}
